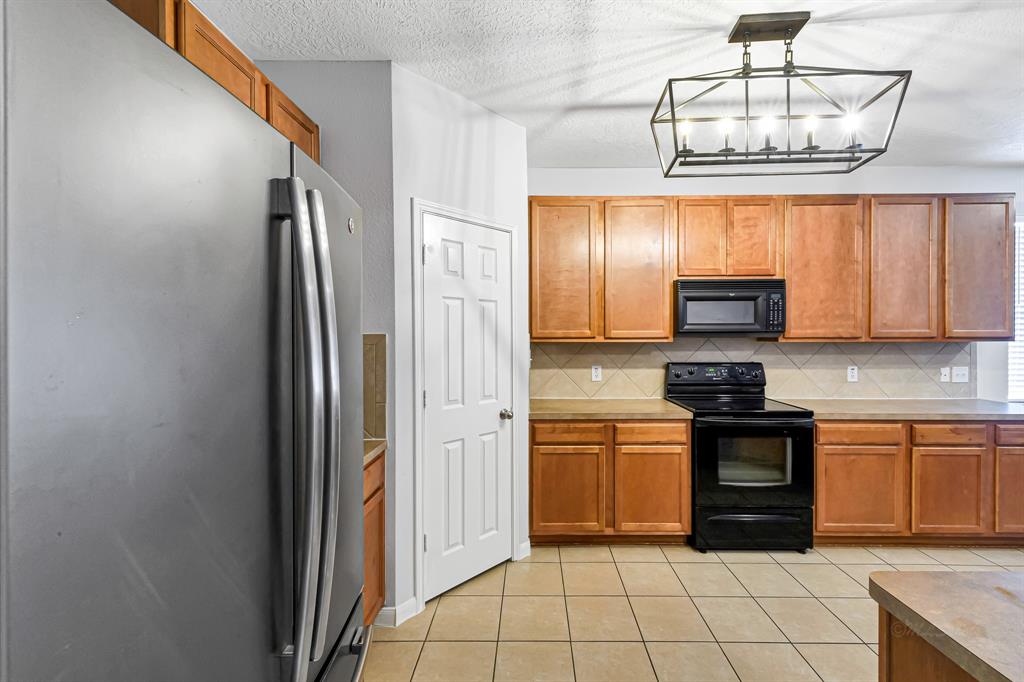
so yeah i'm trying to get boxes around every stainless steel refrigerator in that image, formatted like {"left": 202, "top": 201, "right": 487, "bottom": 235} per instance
{"left": 2, "top": 2, "right": 366, "bottom": 681}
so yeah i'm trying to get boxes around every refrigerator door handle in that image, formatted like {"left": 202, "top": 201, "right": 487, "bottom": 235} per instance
{"left": 275, "top": 176, "right": 326, "bottom": 682}
{"left": 306, "top": 188, "right": 344, "bottom": 662}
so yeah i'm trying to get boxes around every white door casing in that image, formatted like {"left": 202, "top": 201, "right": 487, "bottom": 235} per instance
{"left": 421, "top": 210, "right": 514, "bottom": 599}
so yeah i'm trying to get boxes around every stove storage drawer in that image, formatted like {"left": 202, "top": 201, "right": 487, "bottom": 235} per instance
{"left": 692, "top": 507, "right": 813, "bottom": 551}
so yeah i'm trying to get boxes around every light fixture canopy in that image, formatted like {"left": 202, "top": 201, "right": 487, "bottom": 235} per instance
{"left": 651, "top": 11, "right": 911, "bottom": 177}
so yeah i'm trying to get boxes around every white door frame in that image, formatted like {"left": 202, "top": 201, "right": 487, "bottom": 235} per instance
{"left": 411, "top": 198, "right": 525, "bottom": 613}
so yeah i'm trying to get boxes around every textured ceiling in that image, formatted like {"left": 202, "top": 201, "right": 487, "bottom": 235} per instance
{"left": 194, "top": 0, "right": 1024, "bottom": 168}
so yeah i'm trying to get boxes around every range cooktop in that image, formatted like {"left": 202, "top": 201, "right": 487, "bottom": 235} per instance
{"left": 664, "top": 362, "right": 813, "bottom": 419}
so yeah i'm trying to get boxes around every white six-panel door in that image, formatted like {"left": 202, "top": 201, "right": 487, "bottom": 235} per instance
{"left": 422, "top": 212, "right": 513, "bottom": 599}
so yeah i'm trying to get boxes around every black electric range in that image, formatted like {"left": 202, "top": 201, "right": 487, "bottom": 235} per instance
{"left": 665, "top": 362, "right": 815, "bottom": 551}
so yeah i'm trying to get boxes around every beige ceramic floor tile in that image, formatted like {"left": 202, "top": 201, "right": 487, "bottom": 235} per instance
{"left": 817, "top": 547, "right": 885, "bottom": 564}
{"left": 797, "top": 643, "right": 878, "bottom": 682}
{"left": 630, "top": 596, "right": 714, "bottom": 641}
{"left": 891, "top": 564, "right": 952, "bottom": 572}
{"left": 518, "top": 546, "right": 561, "bottom": 563}
{"left": 559, "top": 545, "right": 613, "bottom": 562}
{"left": 645, "top": 642, "right": 739, "bottom": 682}
{"left": 720, "top": 642, "right": 819, "bottom": 681}
{"left": 445, "top": 563, "right": 507, "bottom": 596}
{"left": 949, "top": 565, "right": 1007, "bottom": 572}
{"left": 561, "top": 562, "right": 625, "bottom": 595}
{"left": 969, "top": 548, "right": 1024, "bottom": 566}
{"left": 919, "top": 548, "right": 994, "bottom": 565}
{"left": 412, "top": 641, "right": 496, "bottom": 681}
{"left": 836, "top": 565, "right": 895, "bottom": 588}
{"left": 498, "top": 596, "right": 569, "bottom": 641}
{"left": 729, "top": 564, "right": 811, "bottom": 597}
{"left": 504, "top": 563, "right": 564, "bottom": 595}
{"left": 785, "top": 564, "right": 868, "bottom": 597}
{"left": 571, "top": 642, "right": 656, "bottom": 682}
{"left": 361, "top": 641, "right": 422, "bottom": 682}
{"left": 427, "top": 596, "right": 501, "bottom": 641}
{"left": 715, "top": 551, "right": 777, "bottom": 564}
{"left": 373, "top": 600, "right": 437, "bottom": 641}
{"left": 618, "top": 563, "right": 686, "bottom": 596}
{"left": 565, "top": 596, "right": 642, "bottom": 641}
{"left": 864, "top": 547, "right": 939, "bottom": 565}
{"left": 820, "top": 598, "right": 879, "bottom": 644}
{"left": 494, "top": 642, "right": 574, "bottom": 682}
{"left": 611, "top": 545, "right": 667, "bottom": 562}
{"left": 769, "top": 549, "right": 830, "bottom": 564}
{"left": 661, "top": 545, "right": 722, "bottom": 563}
{"left": 692, "top": 597, "right": 786, "bottom": 642}
{"left": 757, "top": 597, "right": 860, "bottom": 643}
{"left": 672, "top": 563, "right": 748, "bottom": 596}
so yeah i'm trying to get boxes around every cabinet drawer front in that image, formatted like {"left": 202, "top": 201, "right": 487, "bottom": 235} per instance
{"left": 817, "top": 422, "right": 903, "bottom": 445}
{"left": 533, "top": 422, "right": 606, "bottom": 444}
{"left": 615, "top": 422, "right": 687, "bottom": 444}
{"left": 912, "top": 424, "right": 987, "bottom": 446}
{"left": 363, "top": 453, "right": 385, "bottom": 502}
{"left": 996, "top": 425, "right": 1024, "bottom": 446}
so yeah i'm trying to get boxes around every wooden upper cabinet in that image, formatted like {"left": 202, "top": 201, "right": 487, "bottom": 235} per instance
{"left": 109, "top": 0, "right": 177, "bottom": 48}
{"left": 604, "top": 199, "right": 672, "bottom": 339}
{"left": 178, "top": 0, "right": 267, "bottom": 117}
{"left": 267, "top": 82, "right": 321, "bottom": 163}
{"left": 944, "top": 195, "right": 1015, "bottom": 338}
{"left": 869, "top": 196, "right": 940, "bottom": 338}
{"left": 677, "top": 197, "right": 777, "bottom": 277}
{"left": 784, "top": 196, "right": 866, "bottom": 339}
{"left": 911, "top": 445, "right": 993, "bottom": 534}
{"left": 678, "top": 199, "right": 727, "bottom": 276}
{"left": 728, "top": 197, "right": 778, "bottom": 275}
{"left": 530, "top": 199, "right": 602, "bottom": 339}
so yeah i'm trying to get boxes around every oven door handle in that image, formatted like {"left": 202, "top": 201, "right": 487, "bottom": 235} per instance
{"left": 706, "top": 513, "right": 804, "bottom": 524}
{"left": 695, "top": 417, "right": 814, "bottom": 428}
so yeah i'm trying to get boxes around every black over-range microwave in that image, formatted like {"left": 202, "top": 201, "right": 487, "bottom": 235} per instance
{"left": 675, "top": 279, "right": 786, "bottom": 336}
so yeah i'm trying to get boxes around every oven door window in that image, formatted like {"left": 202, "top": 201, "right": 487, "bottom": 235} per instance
{"left": 718, "top": 436, "right": 791, "bottom": 487}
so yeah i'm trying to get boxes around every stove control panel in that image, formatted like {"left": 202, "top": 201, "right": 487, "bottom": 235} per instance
{"left": 666, "top": 362, "right": 765, "bottom": 385}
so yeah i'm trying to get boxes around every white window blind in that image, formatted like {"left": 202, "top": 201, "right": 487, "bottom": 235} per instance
{"left": 1009, "top": 221, "right": 1024, "bottom": 400}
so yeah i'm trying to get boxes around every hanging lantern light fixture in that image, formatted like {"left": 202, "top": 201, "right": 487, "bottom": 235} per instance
{"left": 651, "top": 12, "right": 911, "bottom": 177}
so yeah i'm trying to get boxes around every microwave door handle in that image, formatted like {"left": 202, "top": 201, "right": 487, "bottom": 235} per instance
{"left": 306, "top": 188, "right": 343, "bottom": 663}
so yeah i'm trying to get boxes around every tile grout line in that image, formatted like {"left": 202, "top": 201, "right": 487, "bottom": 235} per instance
{"left": 408, "top": 593, "right": 442, "bottom": 682}
{"left": 557, "top": 549, "right": 578, "bottom": 682}
{"left": 490, "top": 562, "right": 507, "bottom": 682}
{"left": 611, "top": 548, "right": 660, "bottom": 680}
{"left": 673, "top": 548, "right": 745, "bottom": 682}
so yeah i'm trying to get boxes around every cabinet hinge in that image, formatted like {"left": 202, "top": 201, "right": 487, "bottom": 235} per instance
{"left": 423, "top": 534, "right": 427, "bottom": 552}
{"left": 423, "top": 390, "right": 427, "bottom": 407}
{"left": 422, "top": 244, "right": 427, "bottom": 265}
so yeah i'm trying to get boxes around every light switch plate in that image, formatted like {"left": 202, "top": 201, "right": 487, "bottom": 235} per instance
{"left": 940, "top": 367, "right": 951, "bottom": 382}
{"left": 847, "top": 366, "right": 859, "bottom": 382}
{"left": 952, "top": 366, "right": 969, "bottom": 383}
{"left": 591, "top": 365, "right": 602, "bottom": 381}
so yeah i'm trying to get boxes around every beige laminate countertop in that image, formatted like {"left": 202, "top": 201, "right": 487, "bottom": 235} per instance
{"left": 786, "top": 399, "right": 1024, "bottom": 421}
{"left": 363, "top": 438, "right": 386, "bottom": 467}
{"left": 529, "top": 399, "right": 692, "bottom": 421}
{"left": 870, "top": 571, "right": 1024, "bottom": 682}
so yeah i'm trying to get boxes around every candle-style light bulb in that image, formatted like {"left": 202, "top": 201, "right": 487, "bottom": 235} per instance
{"left": 677, "top": 118, "right": 694, "bottom": 155}
{"left": 843, "top": 112, "right": 862, "bottom": 150}
{"left": 718, "top": 118, "right": 735, "bottom": 153}
{"left": 802, "top": 115, "right": 820, "bottom": 151}
{"left": 758, "top": 116, "right": 777, "bottom": 152}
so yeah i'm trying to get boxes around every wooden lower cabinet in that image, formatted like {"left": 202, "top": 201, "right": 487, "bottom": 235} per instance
{"left": 363, "top": 452, "right": 385, "bottom": 626}
{"left": 816, "top": 444, "right": 907, "bottom": 534}
{"left": 911, "top": 446, "right": 992, "bottom": 534}
{"left": 530, "top": 420, "right": 690, "bottom": 539}
{"left": 995, "top": 447, "right": 1024, "bottom": 533}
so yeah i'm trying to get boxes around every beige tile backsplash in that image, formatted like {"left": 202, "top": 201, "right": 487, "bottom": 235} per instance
{"left": 363, "top": 333, "right": 387, "bottom": 438}
{"left": 530, "top": 339, "right": 976, "bottom": 400}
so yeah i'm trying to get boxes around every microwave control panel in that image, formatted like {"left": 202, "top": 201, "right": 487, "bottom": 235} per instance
{"left": 766, "top": 292, "right": 785, "bottom": 332}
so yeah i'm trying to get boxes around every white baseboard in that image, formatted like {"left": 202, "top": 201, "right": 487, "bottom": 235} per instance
{"left": 514, "top": 539, "right": 531, "bottom": 561}
{"left": 374, "top": 596, "right": 420, "bottom": 628}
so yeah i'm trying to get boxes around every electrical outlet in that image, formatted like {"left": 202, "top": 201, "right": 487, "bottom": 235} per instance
{"left": 591, "top": 365, "right": 602, "bottom": 382}
{"left": 940, "top": 367, "right": 951, "bottom": 383}
{"left": 847, "top": 366, "right": 859, "bottom": 382}
{"left": 952, "top": 366, "right": 969, "bottom": 383}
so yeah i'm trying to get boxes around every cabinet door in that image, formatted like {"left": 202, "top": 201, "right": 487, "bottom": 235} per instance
{"left": 728, "top": 197, "right": 777, "bottom": 276}
{"left": 816, "top": 445, "right": 907, "bottom": 534}
{"left": 678, "top": 199, "right": 727, "bottom": 276}
{"left": 363, "top": 487, "right": 385, "bottom": 625}
{"left": 531, "top": 445, "right": 605, "bottom": 534}
{"left": 995, "top": 447, "right": 1024, "bottom": 534}
{"left": 784, "top": 197, "right": 865, "bottom": 339}
{"left": 268, "top": 82, "right": 320, "bottom": 163}
{"left": 614, "top": 445, "right": 688, "bottom": 532}
{"left": 530, "top": 199, "right": 602, "bottom": 339}
{"left": 604, "top": 199, "right": 672, "bottom": 339}
{"left": 869, "top": 196, "right": 940, "bottom": 338}
{"left": 911, "top": 446, "right": 992, "bottom": 534}
{"left": 178, "top": 1, "right": 267, "bottom": 117}
{"left": 944, "top": 196, "right": 1014, "bottom": 338}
